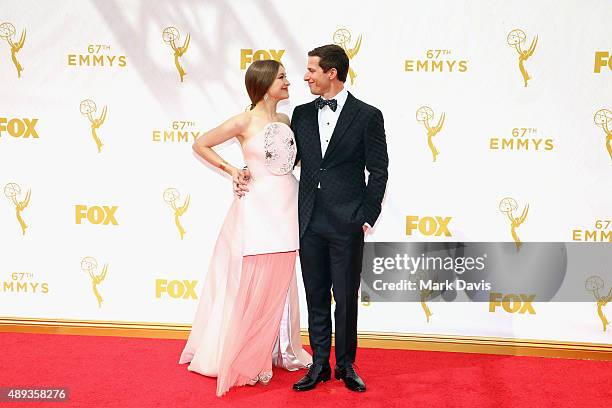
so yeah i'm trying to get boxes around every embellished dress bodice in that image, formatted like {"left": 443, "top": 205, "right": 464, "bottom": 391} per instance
{"left": 240, "top": 122, "right": 299, "bottom": 255}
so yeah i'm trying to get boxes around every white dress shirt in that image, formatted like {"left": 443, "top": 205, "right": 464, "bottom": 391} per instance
{"left": 317, "top": 88, "right": 348, "bottom": 190}
{"left": 317, "top": 87, "right": 348, "bottom": 158}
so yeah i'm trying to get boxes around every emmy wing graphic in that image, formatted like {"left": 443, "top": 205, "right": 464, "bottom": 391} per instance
{"left": 0, "top": 22, "right": 25, "bottom": 78}
{"left": 507, "top": 29, "right": 538, "bottom": 87}
{"left": 586, "top": 276, "right": 612, "bottom": 332}
{"left": 81, "top": 257, "right": 109, "bottom": 308}
{"left": 594, "top": 109, "right": 612, "bottom": 161}
{"left": 333, "top": 28, "right": 362, "bottom": 85}
{"left": 4, "top": 182, "right": 31, "bottom": 235}
{"left": 80, "top": 99, "right": 107, "bottom": 153}
{"left": 163, "top": 26, "right": 190, "bottom": 82}
{"left": 164, "top": 188, "right": 190, "bottom": 240}
{"left": 416, "top": 106, "right": 446, "bottom": 162}
{"left": 499, "top": 197, "right": 529, "bottom": 250}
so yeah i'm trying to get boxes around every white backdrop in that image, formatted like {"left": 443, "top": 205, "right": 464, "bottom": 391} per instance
{"left": 1, "top": 0, "right": 611, "bottom": 345}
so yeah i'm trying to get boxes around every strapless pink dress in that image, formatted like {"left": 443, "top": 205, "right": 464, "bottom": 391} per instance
{"left": 178, "top": 122, "right": 312, "bottom": 396}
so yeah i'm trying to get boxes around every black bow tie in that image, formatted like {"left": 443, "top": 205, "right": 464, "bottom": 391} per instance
{"left": 315, "top": 97, "right": 338, "bottom": 112}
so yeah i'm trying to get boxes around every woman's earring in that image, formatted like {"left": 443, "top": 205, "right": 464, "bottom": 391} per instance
{"left": 264, "top": 93, "right": 269, "bottom": 102}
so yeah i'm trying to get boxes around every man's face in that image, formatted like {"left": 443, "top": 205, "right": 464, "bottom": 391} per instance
{"left": 304, "top": 56, "right": 331, "bottom": 96}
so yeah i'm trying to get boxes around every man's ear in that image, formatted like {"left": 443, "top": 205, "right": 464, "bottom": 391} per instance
{"left": 328, "top": 68, "right": 338, "bottom": 80}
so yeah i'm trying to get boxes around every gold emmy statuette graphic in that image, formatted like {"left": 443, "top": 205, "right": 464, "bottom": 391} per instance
{"left": 593, "top": 109, "right": 612, "bottom": 161}
{"left": 499, "top": 197, "right": 529, "bottom": 250}
{"left": 80, "top": 99, "right": 107, "bottom": 153}
{"left": 416, "top": 106, "right": 446, "bottom": 162}
{"left": 585, "top": 275, "right": 612, "bottom": 332}
{"left": 333, "top": 28, "right": 362, "bottom": 85}
{"left": 416, "top": 270, "right": 435, "bottom": 323}
{"left": 4, "top": 182, "right": 30, "bottom": 235}
{"left": 163, "top": 27, "right": 190, "bottom": 82}
{"left": 507, "top": 29, "right": 538, "bottom": 87}
{"left": 163, "top": 188, "right": 190, "bottom": 240}
{"left": 0, "top": 22, "right": 25, "bottom": 78}
{"left": 81, "top": 256, "right": 108, "bottom": 308}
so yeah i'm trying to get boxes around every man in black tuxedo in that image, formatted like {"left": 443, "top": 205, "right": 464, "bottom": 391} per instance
{"left": 291, "top": 44, "right": 388, "bottom": 392}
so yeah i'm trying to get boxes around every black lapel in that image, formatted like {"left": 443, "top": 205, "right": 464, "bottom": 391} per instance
{"left": 304, "top": 101, "right": 323, "bottom": 162}
{"left": 321, "top": 92, "right": 361, "bottom": 164}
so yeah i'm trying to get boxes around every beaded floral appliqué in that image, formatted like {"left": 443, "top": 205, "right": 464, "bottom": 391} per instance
{"left": 263, "top": 123, "right": 296, "bottom": 175}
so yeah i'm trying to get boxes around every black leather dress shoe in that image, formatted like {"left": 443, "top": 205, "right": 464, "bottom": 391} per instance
{"left": 335, "top": 364, "right": 366, "bottom": 392}
{"left": 292, "top": 363, "right": 331, "bottom": 391}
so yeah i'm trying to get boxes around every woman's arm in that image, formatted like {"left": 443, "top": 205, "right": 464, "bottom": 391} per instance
{"left": 192, "top": 113, "right": 249, "bottom": 177}
{"left": 193, "top": 113, "right": 251, "bottom": 197}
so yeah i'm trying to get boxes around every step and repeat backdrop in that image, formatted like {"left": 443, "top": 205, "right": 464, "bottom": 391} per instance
{"left": 1, "top": 0, "right": 611, "bottom": 346}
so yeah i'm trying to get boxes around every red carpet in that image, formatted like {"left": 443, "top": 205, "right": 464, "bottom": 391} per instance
{"left": 0, "top": 332, "right": 610, "bottom": 407}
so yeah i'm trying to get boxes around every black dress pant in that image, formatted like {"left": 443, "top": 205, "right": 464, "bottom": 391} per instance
{"left": 299, "top": 192, "right": 364, "bottom": 368}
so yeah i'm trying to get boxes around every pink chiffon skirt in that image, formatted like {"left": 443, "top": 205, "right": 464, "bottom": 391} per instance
{"left": 215, "top": 251, "right": 297, "bottom": 393}
{"left": 180, "top": 251, "right": 311, "bottom": 396}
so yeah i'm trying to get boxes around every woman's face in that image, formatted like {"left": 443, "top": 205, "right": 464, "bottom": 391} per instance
{"left": 267, "top": 65, "right": 290, "bottom": 101}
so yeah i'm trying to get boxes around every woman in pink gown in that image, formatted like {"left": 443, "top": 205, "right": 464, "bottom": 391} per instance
{"left": 178, "top": 60, "right": 312, "bottom": 396}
